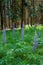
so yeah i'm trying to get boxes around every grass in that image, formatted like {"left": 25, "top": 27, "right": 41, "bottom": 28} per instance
{"left": 0, "top": 26, "right": 43, "bottom": 65}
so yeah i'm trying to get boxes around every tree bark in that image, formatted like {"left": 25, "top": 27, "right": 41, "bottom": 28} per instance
{"left": 0, "top": 2, "right": 3, "bottom": 30}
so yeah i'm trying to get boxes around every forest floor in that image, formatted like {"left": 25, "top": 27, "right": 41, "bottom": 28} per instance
{"left": 0, "top": 26, "right": 43, "bottom": 65}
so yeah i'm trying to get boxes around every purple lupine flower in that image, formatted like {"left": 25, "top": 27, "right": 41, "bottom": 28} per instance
{"left": 21, "top": 22, "right": 24, "bottom": 40}
{"left": 33, "top": 31, "right": 38, "bottom": 52}
{"left": 2, "top": 28, "right": 6, "bottom": 43}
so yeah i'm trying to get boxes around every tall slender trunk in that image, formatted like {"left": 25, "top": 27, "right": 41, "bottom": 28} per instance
{"left": 4, "top": 4, "right": 6, "bottom": 28}
{"left": 30, "top": 0, "right": 35, "bottom": 26}
{"left": 8, "top": 0, "right": 11, "bottom": 28}
{"left": 41, "top": 0, "right": 43, "bottom": 25}
{"left": 11, "top": 0, "right": 14, "bottom": 38}
{"left": 21, "top": 0, "right": 24, "bottom": 28}
{"left": 1, "top": 12, "right": 3, "bottom": 30}
{"left": 30, "top": 17, "right": 32, "bottom": 26}
{"left": 8, "top": 17, "right": 10, "bottom": 28}
{"left": 0, "top": 2, "right": 3, "bottom": 30}
{"left": 11, "top": 0, "right": 16, "bottom": 38}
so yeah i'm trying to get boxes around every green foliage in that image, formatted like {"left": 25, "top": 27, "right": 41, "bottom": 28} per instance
{"left": 0, "top": 26, "right": 43, "bottom": 65}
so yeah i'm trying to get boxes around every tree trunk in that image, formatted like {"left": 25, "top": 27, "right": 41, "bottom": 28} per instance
{"left": 30, "top": 17, "right": 32, "bottom": 26}
{"left": 0, "top": 2, "right": 3, "bottom": 30}
{"left": 11, "top": 0, "right": 16, "bottom": 38}
{"left": 12, "top": 19, "right": 15, "bottom": 39}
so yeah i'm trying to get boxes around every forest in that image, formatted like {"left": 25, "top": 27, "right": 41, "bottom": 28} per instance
{"left": 0, "top": 0, "right": 43, "bottom": 65}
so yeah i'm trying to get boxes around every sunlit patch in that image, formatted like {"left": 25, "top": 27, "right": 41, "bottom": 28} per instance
{"left": 36, "top": 25, "right": 43, "bottom": 30}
